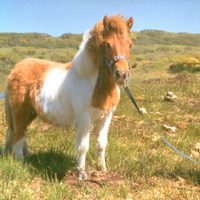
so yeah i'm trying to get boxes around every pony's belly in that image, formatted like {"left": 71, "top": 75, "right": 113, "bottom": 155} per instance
{"left": 36, "top": 96, "right": 74, "bottom": 127}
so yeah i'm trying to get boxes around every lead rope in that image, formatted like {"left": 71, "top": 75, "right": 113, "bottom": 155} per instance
{"left": 124, "top": 86, "right": 200, "bottom": 165}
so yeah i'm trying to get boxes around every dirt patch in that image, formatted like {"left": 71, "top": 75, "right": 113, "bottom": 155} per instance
{"left": 63, "top": 170, "right": 125, "bottom": 188}
{"left": 168, "top": 73, "right": 191, "bottom": 83}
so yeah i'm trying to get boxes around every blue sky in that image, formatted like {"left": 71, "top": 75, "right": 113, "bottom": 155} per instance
{"left": 1, "top": 0, "right": 200, "bottom": 36}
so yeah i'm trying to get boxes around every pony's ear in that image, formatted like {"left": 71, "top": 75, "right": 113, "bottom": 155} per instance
{"left": 103, "top": 15, "right": 109, "bottom": 31}
{"left": 127, "top": 17, "right": 134, "bottom": 29}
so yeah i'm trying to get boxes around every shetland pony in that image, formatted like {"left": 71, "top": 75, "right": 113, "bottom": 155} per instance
{"left": 4, "top": 15, "right": 133, "bottom": 180}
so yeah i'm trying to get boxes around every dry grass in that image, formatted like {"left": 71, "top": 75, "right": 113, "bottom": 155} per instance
{"left": 0, "top": 31, "right": 200, "bottom": 199}
{"left": 0, "top": 69, "right": 200, "bottom": 199}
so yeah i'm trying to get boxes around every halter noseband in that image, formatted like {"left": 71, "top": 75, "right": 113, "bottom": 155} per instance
{"left": 104, "top": 55, "right": 130, "bottom": 74}
{"left": 103, "top": 41, "right": 131, "bottom": 74}
{"left": 99, "top": 46, "right": 131, "bottom": 87}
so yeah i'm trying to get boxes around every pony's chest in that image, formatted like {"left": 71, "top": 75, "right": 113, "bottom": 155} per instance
{"left": 91, "top": 84, "right": 120, "bottom": 112}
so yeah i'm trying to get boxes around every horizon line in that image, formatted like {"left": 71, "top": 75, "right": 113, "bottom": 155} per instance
{"left": 1, "top": 29, "right": 200, "bottom": 38}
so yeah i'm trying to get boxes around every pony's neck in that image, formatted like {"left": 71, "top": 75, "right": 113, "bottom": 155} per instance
{"left": 91, "top": 62, "right": 120, "bottom": 112}
{"left": 72, "top": 32, "right": 99, "bottom": 79}
{"left": 73, "top": 30, "right": 120, "bottom": 112}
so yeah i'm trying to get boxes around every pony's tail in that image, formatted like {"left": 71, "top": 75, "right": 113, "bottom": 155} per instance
{"left": 3, "top": 91, "right": 14, "bottom": 154}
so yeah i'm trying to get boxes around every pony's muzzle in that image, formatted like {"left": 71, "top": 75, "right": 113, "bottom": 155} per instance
{"left": 116, "top": 70, "right": 130, "bottom": 85}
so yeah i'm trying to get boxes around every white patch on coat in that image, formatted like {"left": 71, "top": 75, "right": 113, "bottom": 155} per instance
{"left": 38, "top": 67, "right": 73, "bottom": 127}
{"left": 35, "top": 27, "right": 120, "bottom": 178}
{"left": 72, "top": 30, "right": 97, "bottom": 78}
{"left": 37, "top": 30, "right": 98, "bottom": 128}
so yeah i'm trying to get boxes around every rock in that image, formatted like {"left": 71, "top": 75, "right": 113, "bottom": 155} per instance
{"left": 139, "top": 107, "right": 148, "bottom": 114}
{"left": 163, "top": 124, "right": 176, "bottom": 133}
{"left": 191, "top": 150, "right": 200, "bottom": 158}
{"left": 113, "top": 115, "right": 126, "bottom": 120}
{"left": 164, "top": 91, "right": 177, "bottom": 101}
{"left": 152, "top": 133, "right": 160, "bottom": 142}
{"left": 194, "top": 142, "right": 200, "bottom": 151}
{"left": 190, "top": 143, "right": 200, "bottom": 158}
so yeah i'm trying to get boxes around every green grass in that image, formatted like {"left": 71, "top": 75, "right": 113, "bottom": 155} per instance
{"left": 0, "top": 71, "right": 200, "bottom": 199}
{"left": 0, "top": 31, "right": 200, "bottom": 199}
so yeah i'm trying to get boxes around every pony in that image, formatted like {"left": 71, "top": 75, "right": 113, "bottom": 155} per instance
{"left": 4, "top": 15, "right": 134, "bottom": 180}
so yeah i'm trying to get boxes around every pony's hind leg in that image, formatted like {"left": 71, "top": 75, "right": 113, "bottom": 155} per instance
{"left": 4, "top": 93, "right": 14, "bottom": 154}
{"left": 12, "top": 105, "right": 37, "bottom": 161}
{"left": 4, "top": 128, "right": 14, "bottom": 154}
{"left": 5, "top": 97, "right": 36, "bottom": 161}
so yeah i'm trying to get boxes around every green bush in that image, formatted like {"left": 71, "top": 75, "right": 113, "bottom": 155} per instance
{"left": 169, "top": 63, "right": 200, "bottom": 73}
{"left": 169, "top": 55, "right": 200, "bottom": 73}
{"left": 0, "top": 49, "right": 21, "bottom": 74}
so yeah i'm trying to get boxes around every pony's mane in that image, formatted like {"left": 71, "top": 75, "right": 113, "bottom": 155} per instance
{"left": 72, "top": 15, "right": 129, "bottom": 78}
{"left": 87, "top": 15, "right": 130, "bottom": 51}
{"left": 72, "top": 30, "right": 97, "bottom": 78}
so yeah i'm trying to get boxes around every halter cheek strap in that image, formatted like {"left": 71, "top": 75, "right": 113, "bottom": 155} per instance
{"left": 99, "top": 46, "right": 131, "bottom": 87}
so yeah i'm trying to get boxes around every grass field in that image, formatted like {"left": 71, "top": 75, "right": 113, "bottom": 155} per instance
{"left": 0, "top": 31, "right": 200, "bottom": 199}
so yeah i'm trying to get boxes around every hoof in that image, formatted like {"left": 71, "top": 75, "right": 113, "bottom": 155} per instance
{"left": 14, "top": 153, "right": 25, "bottom": 162}
{"left": 97, "top": 166, "right": 107, "bottom": 173}
{"left": 78, "top": 170, "right": 88, "bottom": 181}
{"left": 2, "top": 149, "right": 10, "bottom": 156}
{"left": 2, "top": 145, "right": 12, "bottom": 156}
{"left": 97, "top": 161, "right": 107, "bottom": 172}
{"left": 23, "top": 147, "right": 31, "bottom": 157}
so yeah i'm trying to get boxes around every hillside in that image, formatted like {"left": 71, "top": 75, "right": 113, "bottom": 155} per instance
{"left": 135, "top": 30, "right": 200, "bottom": 46}
{"left": 0, "top": 30, "right": 200, "bottom": 199}
{"left": 0, "top": 29, "right": 200, "bottom": 90}
{"left": 0, "top": 32, "right": 82, "bottom": 49}
{"left": 0, "top": 30, "right": 199, "bottom": 63}
{"left": 1, "top": 30, "right": 200, "bottom": 48}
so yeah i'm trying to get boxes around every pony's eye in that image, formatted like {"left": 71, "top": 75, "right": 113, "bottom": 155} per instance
{"left": 129, "top": 43, "right": 133, "bottom": 48}
{"left": 105, "top": 42, "right": 111, "bottom": 49}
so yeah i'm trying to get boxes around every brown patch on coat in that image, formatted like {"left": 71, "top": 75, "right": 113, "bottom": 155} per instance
{"left": 92, "top": 71, "right": 120, "bottom": 112}
{"left": 6, "top": 58, "right": 70, "bottom": 144}
{"left": 89, "top": 15, "right": 134, "bottom": 112}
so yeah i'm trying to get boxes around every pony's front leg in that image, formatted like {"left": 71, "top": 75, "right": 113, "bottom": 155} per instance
{"left": 94, "top": 112, "right": 113, "bottom": 172}
{"left": 76, "top": 113, "right": 91, "bottom": 180}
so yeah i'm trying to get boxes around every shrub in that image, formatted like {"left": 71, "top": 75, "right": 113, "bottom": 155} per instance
{"left": 169, "top": 63, "right": 200, "bottom": 73}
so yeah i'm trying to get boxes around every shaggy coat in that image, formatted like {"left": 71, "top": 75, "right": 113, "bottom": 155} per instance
{"left": 4, "top": 15, "right": 133, "bottom": 180}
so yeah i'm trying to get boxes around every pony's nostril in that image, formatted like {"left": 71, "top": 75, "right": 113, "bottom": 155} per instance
{"left": 123, "top": 73, "right": 127, "bottom": 79}
{"left": 116, "top": 70, "right": 121, "bottom": 79}
{"left": 122, "top": 71, "right": 129, "bottom": 80}
{"left": 116, "top": 71, "right": 129, "bottom": 80}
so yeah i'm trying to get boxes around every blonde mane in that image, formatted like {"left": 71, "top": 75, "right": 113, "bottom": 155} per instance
{"left": 72, "top": 15, "right": 131, "bottom": 78}
{"left": 72, "top": 30, "right": 98, "bottom": 78}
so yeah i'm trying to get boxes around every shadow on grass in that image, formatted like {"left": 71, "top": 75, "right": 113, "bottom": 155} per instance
{"left": 128, "top": 154, "right": 200, "bottom": 186}
{"left": 26, "top": 150, "right": 76, "bottom": 181}
{"left": 172, "top": 165, "right": 200, "bottom": 185}
{"left": 152, "top": 164, "right": 200, "bottom": 185}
